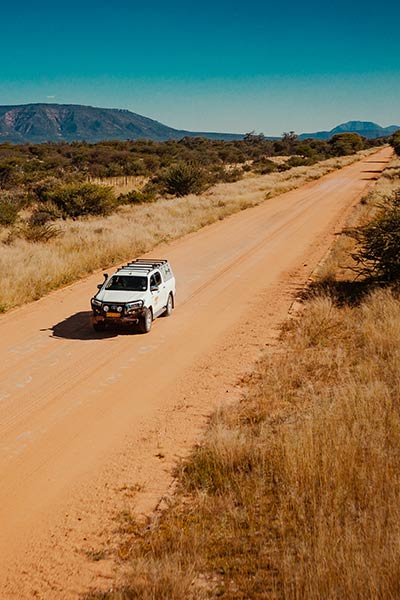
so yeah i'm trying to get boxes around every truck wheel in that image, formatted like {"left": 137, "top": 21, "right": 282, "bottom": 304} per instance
{"left": 163, "top": 294, "right": 173, "bottom": 317}
{"left": 93, "top": 321, "right": 106, "bottom": 332}
{"left": 139, "top": 308, "right": 152, "bottom": 333}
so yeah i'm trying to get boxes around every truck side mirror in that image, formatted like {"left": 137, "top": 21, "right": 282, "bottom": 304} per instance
{"left": 97, "top": 284, "right": 103, "bottom": 289}
{"left": 103, "top": 273, "right": 108, "bottom": 281}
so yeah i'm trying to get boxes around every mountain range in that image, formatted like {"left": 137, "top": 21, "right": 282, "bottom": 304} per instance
{"left": 299, "top": 121, "right": 399, "bottom": 140}
{"left": 0, "top": 103, "right": 243, "bottom": 144}
{"left": 0, "top": 104, "right": 398, "bottom": 144}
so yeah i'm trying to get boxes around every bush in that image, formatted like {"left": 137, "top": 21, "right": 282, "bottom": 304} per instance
{"left": 349, "top": 190, "right": 400, "bottom": 281}
{"left": 208, "top": 165, "right": 244, "bottom": 184}
{"left": 34, "top": 181, "right": 116, "bottom": 218}
{"left": 253, "top": 158, "right": 277, "bottom": 175}
{"left": 0, "top": 192, "right": 21, "bottom": 226}
{"left": 330, "top": 133, "right": 364, "bottom": 156}
{"left": 0, "top": 161, "right": 18, "bottom": 188}
{"left": 6, "top": 221, "right": 61, "bottom": 244}
{"left": 160, "top": 162, "right": 206, "bottom": 197}
{"left": 285, "top": 155, "right": 315, "bottom": 168}
{"left": 29, "top": 210, "right": 57, "bottom": 226}
{"left": 118, "top": 189, "right": 155, "bottom": 205}
{"left": 392, "top": 131, "right": 400, "bottom": 156}
{"left": 21, "top": 223, "right": 61, "bottom": 243}
{"left": 29, "top": 203, "right": 61, "bottom": 224}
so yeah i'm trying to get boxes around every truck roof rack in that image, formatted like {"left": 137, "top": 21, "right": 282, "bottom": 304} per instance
{"left": 119, "top": 265, "right": 152, "bottom": 271}
{"left": 131, "top": 259, "right": 168, "bottom": 266}
{"left": 118, "top": 258, "right": 169, "bottom": 273}
{"left": 125, "top": 259, "right": 168, "bottom": 269}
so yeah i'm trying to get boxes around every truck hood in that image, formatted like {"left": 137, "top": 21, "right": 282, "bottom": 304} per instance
{"left": 95, "top": 290, "right": 146, "bottom": 304}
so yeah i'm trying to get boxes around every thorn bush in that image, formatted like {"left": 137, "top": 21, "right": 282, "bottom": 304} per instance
{"left": 160, "top": 162, "right": 206, "bottom": 197}
{"left": 349, "top": 189, "right": 400, "bottom": 281}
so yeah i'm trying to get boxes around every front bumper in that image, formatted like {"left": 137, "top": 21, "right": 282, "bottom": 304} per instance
{"left": 91, "top": 307, "right": 146, "bottom": 326}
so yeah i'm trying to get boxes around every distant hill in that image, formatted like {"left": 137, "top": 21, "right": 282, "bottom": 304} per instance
{"left": 299, "top": 121, "right": 400, "bottom": 140}
{"left": 0, "top": 103, "right": 244, "bottom": 144}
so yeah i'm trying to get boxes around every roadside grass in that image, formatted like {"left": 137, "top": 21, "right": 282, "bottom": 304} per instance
{"left": 83, "top": 154, "right": 400, "bottom": 599}
{"left": 87, "top": 175, "right": 149, "bottom": 197}
{"left": 0, "top": 150, "right": 375, "bottom": 312}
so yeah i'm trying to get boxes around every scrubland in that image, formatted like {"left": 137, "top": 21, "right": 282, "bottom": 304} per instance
{"left": 84, "top": 156, "right": 400, "bottom": 600}
{"left": 0, "top": 150, "right": 373, "bottom": 311}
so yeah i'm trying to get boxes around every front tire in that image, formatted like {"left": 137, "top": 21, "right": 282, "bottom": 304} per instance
{"left": 163, "top": 294, "right": 173, "bottom": 317}
{"left": 139, "top": 308, "right": 152, "bottom": 333}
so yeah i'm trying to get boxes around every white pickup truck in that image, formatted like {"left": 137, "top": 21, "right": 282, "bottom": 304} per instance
{"left": 90, "top": 259, "right": 175, "bottom": 333}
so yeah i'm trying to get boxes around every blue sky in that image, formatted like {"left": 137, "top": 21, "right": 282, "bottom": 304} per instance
{"left": 1, "top": 0, "right": 399, "bottom": 135}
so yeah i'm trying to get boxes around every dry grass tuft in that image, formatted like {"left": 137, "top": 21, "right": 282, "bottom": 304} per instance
{"left": 87, "top": 175, "right": 149, "bottom": 197}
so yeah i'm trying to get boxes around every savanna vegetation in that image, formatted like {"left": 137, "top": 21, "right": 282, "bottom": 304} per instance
{"left": 0, "top": 132, "right": 388, "bottom": 312}
{"left": 0, "top": 150, "right": 376, "bottom": 311}
{"left": 0, "top": 131, "right": 385, "bottom": 226}
{"left": 84, "top": 151, "right": 400, "bottom": 599}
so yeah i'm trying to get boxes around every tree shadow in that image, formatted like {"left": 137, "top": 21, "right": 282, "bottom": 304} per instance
{"left": 363, "top": 160, "right": 390, "bottom": 164}
{"left": 46, "top": 311, "right": 138, "bottom": 340}
{"left": 300, "top": 279, "right": 380, "bottom": 307}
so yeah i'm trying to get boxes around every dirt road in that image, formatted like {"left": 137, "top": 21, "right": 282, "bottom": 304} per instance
{"left": 0, "top": 147, "right": 392, "bottom": 598}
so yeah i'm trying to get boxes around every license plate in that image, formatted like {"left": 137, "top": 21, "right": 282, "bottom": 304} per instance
{"left": 106, "top": 312, "right": 121, "bottom": 318}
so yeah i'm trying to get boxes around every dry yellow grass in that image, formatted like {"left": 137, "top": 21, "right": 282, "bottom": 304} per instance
{"left": 83, "top": 151, "right": 400, "bottom": 599}
{"left": 88, "top": 287, "right": 400, "bottom": 600}
{"left": 87, "top": 175, "right": 149, "bottom": 196}
{"left": 0, "top": 150, "right": 375, "bottom": 312}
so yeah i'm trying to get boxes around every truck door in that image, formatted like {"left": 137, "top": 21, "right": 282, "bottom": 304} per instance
{"left": 151, "top": 270, "right": 167, "bottom": 314}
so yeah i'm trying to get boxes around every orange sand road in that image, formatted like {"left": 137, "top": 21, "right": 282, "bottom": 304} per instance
{"left": 0, "top": 147, "right": 392, "bottom": 598}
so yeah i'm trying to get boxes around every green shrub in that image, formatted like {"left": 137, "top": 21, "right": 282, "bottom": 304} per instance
{"left": 160, "top": 162, "right": 206, "bottom": 197}
{"left": 392, "top": 131, "right": 400, "bottom": 156}
{"left": 330, "top": 133, "right": 364, "bottom": 156}
{"left": 253, "top": 158, "right": 278, "bottom": 175}
{"left": 34, "top": 181, "right": 116, "bottom": 218}
{"left": 286, "top": 155, "right": 315, "bottom": 168}
{"left": 118, "top": 189, "right": 155, "bottom": 204}
{"left": 0, "top": 192, "right": 20, "bottom": 226}
{"left": 349, "top": 190, "right": 400, "bottom": 281}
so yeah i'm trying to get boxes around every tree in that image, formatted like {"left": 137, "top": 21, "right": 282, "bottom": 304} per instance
{"left": 281, "top": 131, "right": 298, "bottom": 153}
{"left": 282, "top": 131, "right": 298, "bottom": 143}
{"left": 330, "top": 133, "right": 364, "bottom": 156}
{"left": 244, "top": 131, "right": 266, "bottom": 144}
{"left": 349, "top": 190, "right": 400, "bottom": 281}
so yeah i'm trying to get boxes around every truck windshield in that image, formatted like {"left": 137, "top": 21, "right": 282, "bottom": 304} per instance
{"left": 106, "top": 275, "right": 148, "bottom": 291}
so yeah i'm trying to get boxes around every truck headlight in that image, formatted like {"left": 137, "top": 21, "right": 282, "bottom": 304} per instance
{"left": 91, "top": 298, "right": 102, "bottom": 307}
{"left": 103, "top": 305, "right": 110, "bottom": 312}
{"left": 126, "top": 300, "right": 143, "bottom": 312}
